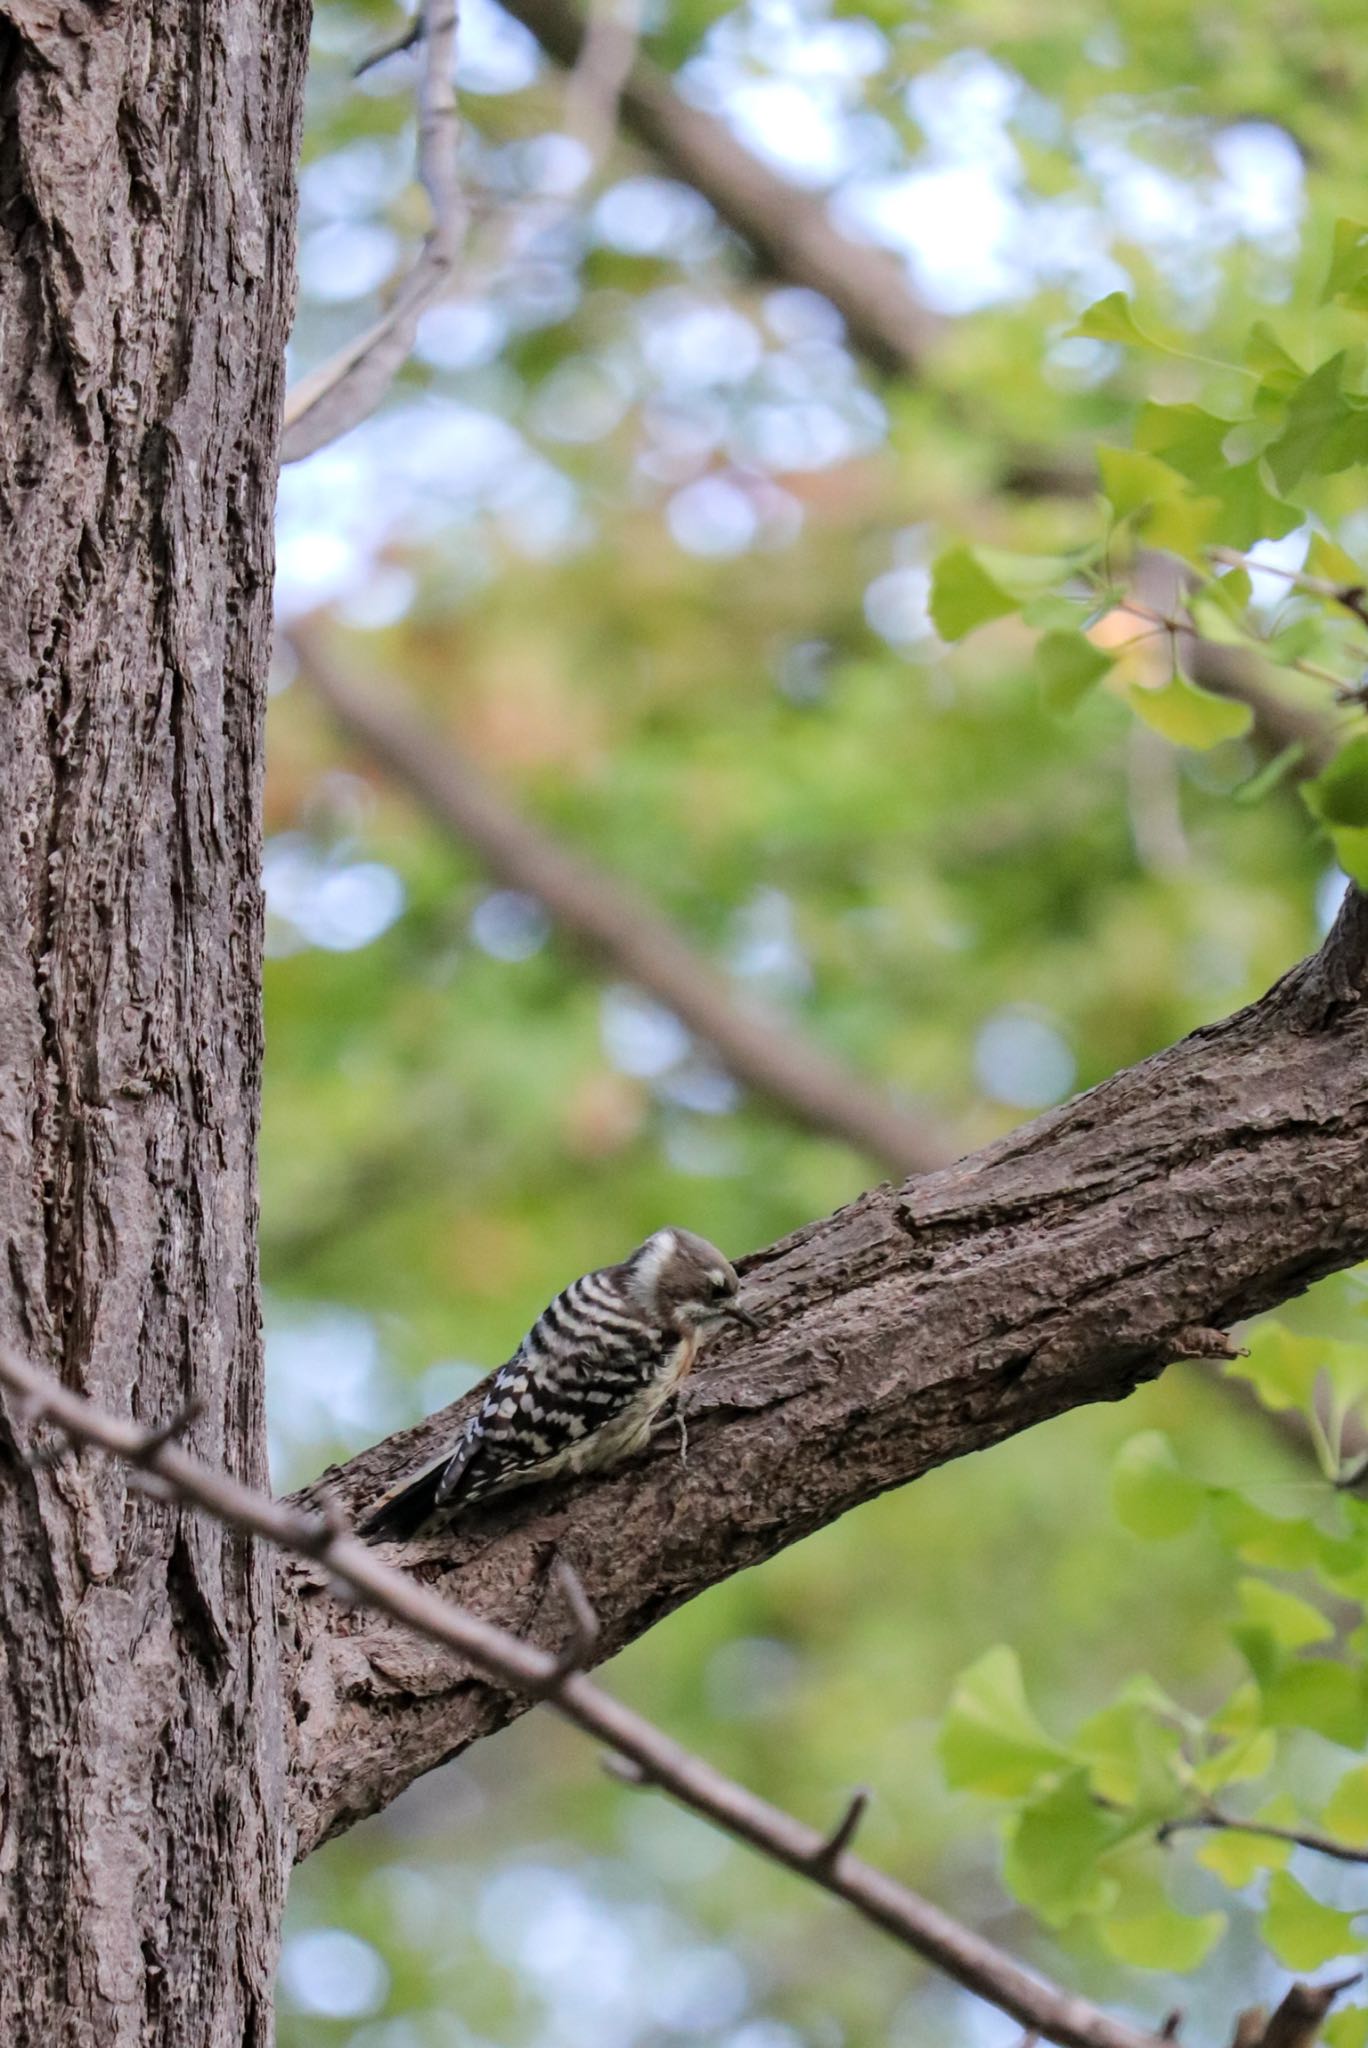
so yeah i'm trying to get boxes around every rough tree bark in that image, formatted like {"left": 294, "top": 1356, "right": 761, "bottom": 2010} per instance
{"left": 0, "top": 5, "right": 309, "bottom": 2043}
{"left": 285, "top": 891, "right": 1368, "bottom": 1856}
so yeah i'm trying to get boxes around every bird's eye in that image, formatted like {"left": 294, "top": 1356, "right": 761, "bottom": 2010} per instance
{"left": 709, "top": 1273, "right": 729, "bottom": 1296}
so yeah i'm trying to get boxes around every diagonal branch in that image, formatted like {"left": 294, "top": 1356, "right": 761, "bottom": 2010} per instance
{"left": 1159, "top": 1806, "right": 1368, "bottom": 1867}
{"left": 492, "top": 0, "right": 939, "bottom": 377}
{"left": 280, "top": 888, "right": 1368, "bottom": 1857}
{"left": 281, "top": 0, "right": 463, "bottom": 463}
{"left": 287, "top": 622, "right": 956, "bottom": 1174}
{"left": 0, "top": 1348, "right": 1179, "bottom": 2048}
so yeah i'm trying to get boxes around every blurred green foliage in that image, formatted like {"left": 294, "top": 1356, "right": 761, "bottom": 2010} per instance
{"left": 270, "top": 0, "right": 1368, "bottom": 2039}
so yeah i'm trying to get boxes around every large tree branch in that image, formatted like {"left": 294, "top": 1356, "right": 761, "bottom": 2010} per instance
{"left": 0, "top": 1350, "right": 1188, "bottom": 2048}
{"left": 288, "top": 622, "right": 956, "bottom": 1173}
{"left": 282, "top": 888, "right": 1368, "bottom": 1857}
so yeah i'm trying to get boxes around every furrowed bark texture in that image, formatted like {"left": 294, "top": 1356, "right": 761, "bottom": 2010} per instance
{"left": 284, "top": 893, "right": 1368, "bottom": 1858}
{"left": 0, "top": 5, "right": 308, "bottom": 2042}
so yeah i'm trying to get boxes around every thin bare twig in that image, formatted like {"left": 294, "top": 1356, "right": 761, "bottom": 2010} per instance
{"left": 354, "top": 17, "right": 423, "bottom": 79}
{"left": 1211, "top": 547, "right": 1368, "bottom": 634}
{"left": 287, "top": 622, "right": 957, "bottom": 1175}
{"left": 1158, "top": 1805, "right": 1368, "bottom": 1868}
{"left": 282, "top": 0, "right": 463, "bottom": 462}
{"left": 333, "top": 0, "right": 638, "bottom": 471}
{"left": 0, "top": 1344, "right": 1177, "bottom": 2048}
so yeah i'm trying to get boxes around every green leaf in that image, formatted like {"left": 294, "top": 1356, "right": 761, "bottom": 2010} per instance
{"left": 1127, "top": 675, "right": 1252, "bottom": 750}
{"left": 972, "top": 546, "right": 1090, "bottom": 594}
{"left": 1324, "top": 1762, "right": 1368, "bottom": 1847}
{"left": 1307, "top": 531, "right": 1367, "bottom": 585}
{"left": 1232, "top": 741, "right": 1307, "bottom": 805}
{"left": 1191, "top": 1724, "right": 1277, "bottom": 1794}
{"left": 1204, "top": 563, "right": 1253, "bottom": 615}
{"left": 1328, "top": 826, "right": 1368, "bottom": 889}
{"left": 1135, "top": 402, "right": 1232, "bottom": 481}
{"left": 1112, "top": 1432, "right": 1204, "bottom": 1539}
{"left": 1021, "top": 594, "right": 1091, "bottom": 632}
{"left": 1210, "top": 1491, "right": 1324, "bottom": 1571}
{"left": 1266, "top": 354, "right": 1368, "bottom": 491}
{"left": 1075, "top": 1692, "right": 1184, "bottom": 1811}
{"left": 1226, "top": 1323, "right": 1323, "bottom": 1413}
{"left": 1259, "top": 1659, "right": 1368, "bottom": 1747}
{"left": 1208, "top": 462, "right": 1305, "bottom": 551}
{"left": 1266, "top": 613, "right": 1330, "bottom": 664}
{"left": 1188, "top": 592, "right": 1251, "bottom": 648}
{"left": 1245, "top": 321, "right": 1305, "bottom": 392}
{"left": 1325, "top": 219, "right": 1368, "bottom": 309}
{"left": 1305, "top": 735, "right": 1368, "bottom": 828}
{"left": 1004, "top": 1769, "right": 1124, "bottom": 1925}
{"left": 1320, "top": 1337, "right": 1368, "bottom": 1418}
{"left": 1100, "top": 1900, "right": 1226, "bottom": 1971}
{"left": 939, "top": 1647, "right": 1069, "bottom": 1797}
{"left": 929, "top": 546, "right": 1018, "bottom": 640}
{"left": 1035, "top": 629, "right": 1114, "bottom": 714}
{"left": 1131, "top": 405, "right": 1301, "bottom": 547}
{"left": 1096, "top": 445, "right": 1188, "bottom": 519}
{"left": 1195, "top": 1817, "right": 1291, "bottom": 1886}
{"left": 1236, "top": 1578, "right": 1334, "bottom": 1650}
{"left": 1073, "top": 292, "right": 1165, "bottom": 350}
{"left": 1263, "top": 1870, "right": 1360, "bottom": 1970}
{"left": 1146, "top": 493, "right": 1225, "bottom": 562}
{"left": 1325, "top": 2011, "right": 1368, "bottom": 2048}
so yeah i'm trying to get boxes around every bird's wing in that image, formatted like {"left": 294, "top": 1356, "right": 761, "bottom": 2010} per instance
{"left": 432, "top": 1353, "right": 542, "bottom": 1511}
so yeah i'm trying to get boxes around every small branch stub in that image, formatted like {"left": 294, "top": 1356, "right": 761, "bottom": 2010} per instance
{"left": 1258, "top": 1972, "right": 1362, "bottom": 2048}
{"left": 549, "top": 1559, "right": 601, "bottom": 1681}
{"left": 810, "top": 1788, "right": 870, "bottom": 1875}
{"left": 131, "top": 1400, "right": 205, "bottom": 1468}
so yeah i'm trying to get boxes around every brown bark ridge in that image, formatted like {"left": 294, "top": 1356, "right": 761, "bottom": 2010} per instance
{"left": 0, "top": 4, "right": 308, "bottom": 2042}
{"left": 285, "top": 889, "right": 1368, "bottom": 1857}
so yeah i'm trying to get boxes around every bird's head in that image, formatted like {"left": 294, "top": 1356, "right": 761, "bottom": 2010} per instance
{"left": 624, "top": 1227, "right": 759, "bottom": 1333}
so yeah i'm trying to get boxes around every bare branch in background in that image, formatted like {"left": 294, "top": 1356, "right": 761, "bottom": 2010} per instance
{"left": 559, "top": 0, "right": 642, "bottom": 168}
{"left": 313, "top": 0, "right": 639, "bottom": 470}
{"left": 287, "top": 622, "right": 957, "bottom": 1174}
{"left": 494, "top": 0, "right": 939, "bottom": 377}
{"left": 1211, "top": 547, "right": 1368, "bottom": 637}
{"left": 0, "top": 1348, "right": 1193, "bottom": 2048}
{"left": 459, "top": 0, "right": 643, "bottom": 298}
{"left": 281, "top": 0, "right": 463, "bottom": 462}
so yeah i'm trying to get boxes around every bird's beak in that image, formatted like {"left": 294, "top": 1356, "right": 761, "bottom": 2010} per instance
{"left": 724, "top": 1302, "right": 761, "bottom": 1332}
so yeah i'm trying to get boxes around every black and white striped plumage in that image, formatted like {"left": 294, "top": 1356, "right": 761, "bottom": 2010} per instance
{"left": 359, "top": 1228, "right": 755, "bottom": 1540}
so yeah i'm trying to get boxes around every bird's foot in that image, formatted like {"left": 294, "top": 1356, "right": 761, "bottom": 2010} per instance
{"left": 654, "top": 1399, "right": 688, "bottom": 1465}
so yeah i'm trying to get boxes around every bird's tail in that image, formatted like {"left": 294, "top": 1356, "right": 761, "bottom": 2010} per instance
{"left": 358, "top": 1458, "right": 447, "bottom": 1542}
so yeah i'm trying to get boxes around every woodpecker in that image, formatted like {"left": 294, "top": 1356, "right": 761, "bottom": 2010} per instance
{"left": 359, "top": 1228, "right": 757, "bottom": 1540}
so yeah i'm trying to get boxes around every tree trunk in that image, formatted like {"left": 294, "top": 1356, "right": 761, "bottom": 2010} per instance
{"left": 0, "top": 5, "right": 308, "bottom": 2041}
